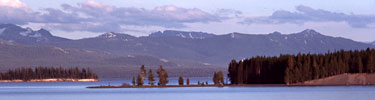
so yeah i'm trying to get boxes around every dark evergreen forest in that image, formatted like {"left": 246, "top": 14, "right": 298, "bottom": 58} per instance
{"left": 0, "top": 67, "right": 98, "bottom": 81}
{"left": 228, "top": 48, "right": 375, "bottom": 84}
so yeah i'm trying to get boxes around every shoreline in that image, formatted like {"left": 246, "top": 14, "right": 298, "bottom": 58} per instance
{"left": 0, "top": 78, "right": 98, "bottom": 82}
{"left": 87, "top": 84, "right": 224, "bottom": 88}
{"left": 87, "top": 84, "right": 375, "bottom": 89}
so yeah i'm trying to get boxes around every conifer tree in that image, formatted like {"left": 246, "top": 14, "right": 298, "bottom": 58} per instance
{"left": 132, "top": 76, "right": 135, "bottom": 86}
{"left": 157, "top": 66, "right": 168, "bottom": 86}
{"left": 148, "top": 69, "right": 155, "bottom": 85}
{"left": 186, "top": 77, "right": 190, "bottom": 85}
{"left": 357, "top": 55, "right": 363, "bottom": 73}
{"left": 366, "top": 54, "right": 374, "bottom": 73}
{"left": 178, "top": 76, "right": 184, "bottom": 86}
{"left": 217, "top": 71, "right": 224, "bottom": 85}
{"left": 213, "top": 72, "right": 218, "bottom": 85}
{"left": 140, "top": 65, "right": 146, "bottom": 80}
{"left": 228, "top": 60, "right": 238, "bottom": 84}
{"left": 136, "top": 73, "right": 144, "bottom": 86}
{"left": 284, "top": 67, "right": 291, "bottom": 84}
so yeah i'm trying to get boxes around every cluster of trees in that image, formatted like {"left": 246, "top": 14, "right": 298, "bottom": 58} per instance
{"left": 0, "top": 67, "right": 98, "bottom": 81}
{"left": 178, "top": 76, "right": 191, "bottom": 85}
{"left": 228, "top": 48, "right": 375, "bottom": 84}
{"left": 212, "top": 71, "right": 225, "bottom": 85}
{"left": 132, "top": 65, "right": 169, "bottom": 86}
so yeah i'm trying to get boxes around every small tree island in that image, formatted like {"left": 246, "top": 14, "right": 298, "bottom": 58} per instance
{"left": 88, "top": 65, "right": 225, "bottom": 88}
{"left": 0, "top": 67, "right": 98, "bottom": 82}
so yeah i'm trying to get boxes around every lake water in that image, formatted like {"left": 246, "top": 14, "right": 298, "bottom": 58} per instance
{"left": 1, "top": 78, "right": 375, "bottom": 100}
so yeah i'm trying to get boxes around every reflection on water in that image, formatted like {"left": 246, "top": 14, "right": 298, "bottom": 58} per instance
{"left": 0, "top": 78, "right": 374, "bottom": 100}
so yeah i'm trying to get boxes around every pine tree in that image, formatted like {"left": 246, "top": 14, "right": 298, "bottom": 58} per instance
{"left": 237, "top": 61, "right": 244, "bottom": 84}
{"left": 284, "top": 67, "right": 291, "bottom": 84}
{"left": 132, "top": 76, "right": 135, "bottom": 86}
{"left": 358, "top": 55, "right": 363, "bottom": 73}
{"left": 312, "top": 56, "right": 319, "bottom": 79}
{"left": 217, "top": 71, "right": 224, "bottom": 85}
{"left": 186, "top": 77, "right": 190, "bottom": 85}
{"left": 178, "top": 76, "right": 184, "bottom": 86}
{"left": 213, "top": 72, "right": 218, "bottom": 85}
{"left": 136, "top": 73, "right": 144, "bottom": 86}
{"left": 157, "top": 66, "right": 168, "bottom": 86}
{"left": 366, "top": 53, "right": 374, "bottom": 73}
{"left": 140, "top": 65, "right": 146, "bottom": 80}
{"left": 148, "top": 69, "right": 155, "bottom": 85}
{"left": 228, "top": 60, "right": 238, "bottom": 84}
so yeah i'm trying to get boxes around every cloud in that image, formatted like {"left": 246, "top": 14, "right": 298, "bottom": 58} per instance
{"left": 0, "top": 0, "right": 225, "bottom": 33}
{"left": 0, "top": 0, "right": 37, "bottom": 25}
{"left": 0, "top": 0, "right": 27, "bottom": 8}
{"left": 214, "top": 9, "right": 242, "bottom": 18}
{"left": 60, "top": 0, "right": 222, "bottom": 28}
{"left": 241, "top": 5, "right": 375, "bottom": 28}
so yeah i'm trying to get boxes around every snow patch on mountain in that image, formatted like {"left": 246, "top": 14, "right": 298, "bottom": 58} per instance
{"left": 320, "top": 40, "right": 325, "bottom": 44}
{"left": 203, "top": 63, "right": 211, "bottom": 66}
{"left": 54, "top": 47, "right": 69, "bottom": 54}
{"left": 160, "top": 58, "right": 169, "bottom": 63}
{"left": 0, "top": 28, "right": 5, "bottom": 35}
{"left": 149, "top": 30, "right": 215, "bottom": 39}
{"left": 370, "top": 41, "right": 375, "bottom": 45}
{"left": 127, "top": 55, "right": 135, "bottom": 58}
{"left": 176, "top": 33, "right": 186, "bottom": 38}
{"left": 29, "top": 32, "right": 42, "bottom": 38}
{"left": 100, "top": 32, "right": 117, "bottom": 38}
{"left": 19, "top": 28, "right": 33, "bottom": 36}
{"left": 188, "top": 33, "right": 193, "bottom": 38}
{"left": 84, "top": 50, "right": 94, "bottom": 53}
{"left": 8, "top": 40, "right": 14, "bottom": 43}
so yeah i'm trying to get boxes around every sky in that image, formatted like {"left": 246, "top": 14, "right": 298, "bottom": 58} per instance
{"left": 1, "top": 0, "right": 374, "bottom": 42}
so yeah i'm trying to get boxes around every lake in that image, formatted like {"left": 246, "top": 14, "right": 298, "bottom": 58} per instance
{"left": 0, "top": 78, "right": 374, "bottom": 100}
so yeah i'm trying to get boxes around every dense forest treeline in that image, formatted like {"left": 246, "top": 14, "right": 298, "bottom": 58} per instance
{"left": 0, "top": 67, "right": 98, "bottom": 81}
{"left": 228, "top": 48, "right": 375, "bottom": 84}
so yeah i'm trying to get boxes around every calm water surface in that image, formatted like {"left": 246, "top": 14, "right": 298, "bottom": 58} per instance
{"left": 0, "top": 78, "right": 374, "bottom": 100}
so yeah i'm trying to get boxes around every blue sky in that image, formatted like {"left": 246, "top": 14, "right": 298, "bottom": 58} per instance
{"left": 1, "top": 0, "right": 374, "bottom": 42}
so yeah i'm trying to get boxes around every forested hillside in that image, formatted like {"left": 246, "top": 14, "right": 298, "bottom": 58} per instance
{"left": 0, "top": 67, "right": 98, "bottom": 81}
{"left": 228, "top": 48, "right": 375, "bottom": 84}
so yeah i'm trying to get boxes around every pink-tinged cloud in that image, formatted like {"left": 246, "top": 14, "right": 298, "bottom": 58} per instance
{"left": 0, "top": 0, "right": 37, "bottom": 25}
{"left": 0, "top": 0, "right": 27, "bottom": 8}
{"left": 0, "top": 0, "right": 226, "bottom": 32}
{"left": 51, "top": 1, "right": 224, "bottom": 32}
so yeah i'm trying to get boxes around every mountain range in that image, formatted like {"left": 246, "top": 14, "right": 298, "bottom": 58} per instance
{"left": 0, "top": 24, "right": 374, "bottom": 77}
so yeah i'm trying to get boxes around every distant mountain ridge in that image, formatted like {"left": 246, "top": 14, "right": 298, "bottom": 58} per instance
{"left": 0, "top": 24, "right": 69, "bottom": 45}
{"left": 1, "top": 24, "right": 373, "bottom": 65}
{"left": 0, "top": 40, "right": 180, "bottom": 77}
{"left": 0, "top": 24, "right": 374, "bottom": 77}
{"left": 51, "top": 28, "right": 373, "bottom": 65}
